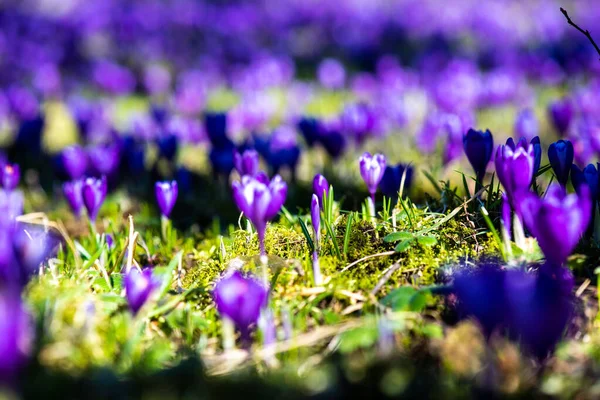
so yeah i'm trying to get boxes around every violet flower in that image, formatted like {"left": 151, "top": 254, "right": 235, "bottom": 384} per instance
{"left": 87, "top": 143, "right": 121, "bottom": 178}
{"left": 548, "top": 140, "right": 574, "bottom": 186}
{"left": 234, "top": 149, "right": 260, "bottom": 177}
{"left": 155, "top": 181, "right": 178, "bottom": 218}
{"left": 514, "top": 109, "right": 539, "bottom": 141}
{"left": 231, "top": 173, "right": 287, "bottom": 255}
{"left": 341, "top": 103, "right": 375, "bottom": 144}
{"left": 311, "top": 194, "right": 322, "bottom": 285}
{"left": 60, "top": 145, "right": 88, "bottom": 180}
{"left": 82, "top": 176, "right": 107, "bottom": 223}
{"left": 312, "top": 174, "right": 329, "bottom": 206}
{"left": 0, "top": 289, "right": 33, "bottom": 386}
{"left": 548, "top": 98, "right": 573, "bottom": 136}
{"left": 125, "top": 268, "right": 160, "bottom": 315}
{"left": 452, "top": 264, "right": 573, "bottom": 359}
{"left": 519, "top": 183, "right": 591, "bottom": 268}
{"left": 63, "top": 179, "right": 84, "bottom": 217}
{"left": 297, "top": 117, "right": 320, "bottom": 147}
{"left": 266, "top": 126, "right": 301, "bottom": 175}
{"left": 495, "top": 138, "right": 535, "bottom": 204}
{"left": 213, "top": 270, "right": 268, "bottom": 340}
{"left": 571, "top": 163, "right": 599, "bottom": 230}
{"left": 359, "top": 152, "right": 386, "bottom": 203}
{"left": 378, "top": 164, "right": 413, "bottom": 200}
{"left": 463, "top": 128, "right": 493, "bottom": 184}
{"left": 1, "top": 164, "right": 20, "bottom": 191}
{"left": 317, "top": 58, "right": 346, "bottom": 90}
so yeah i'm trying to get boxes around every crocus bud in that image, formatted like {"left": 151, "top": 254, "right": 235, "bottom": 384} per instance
{"left": 125, "top": 268, "right": 160, "bottom": 314}
{"left": 0, "top": 290, "right": 33, "bottom": 386}
{"left": 267, "top": 126, "right": 301, "bottom": 175}
{"left": 297, "top": 117, "right": 321, "bottom": 147}
{"left": 63, "top": 179, "right": 84, "bottom": 217}
{"left": 82, "top": 176, "right": 107, "bottom": 222}
{"left": 530, "top": 136, "right": 542, "bottom": 178}
{"left": 519, "top": 183, "right": 591, "bottom": 268}
{"left": 311, "top": 194, "right": 320, "bottom": 245}
{"left": 60, "top": 145, "right": 88, "bottom": 180}
{"left": 548, "top": 140, "right": 574, "bottom": 186}
{"left": 463, "top": 128, "right": 494, "bottom": 182}
{"left": 359, "top": 152, "right": 386, "bottom": 202}
{"left": 204, "top": 112, "right": 232, "bottom": 149}
{"left": 234, "top": 149, "right": 260, "bottom": 178}
{"left": 231, "top": 174, "right": 287, "bottom": 255}
{"left": 1, "top": 164, "right": 20, "bottom": 190}
{"left": 213, "top": 270, "right": 268, "bottom": 339}
{"left": 571, "top": 164, "right": 599, "bottom": 207}
{"left": 378, "top": 164, "right": 413, "bottom": 199}
{"left": 155, "top": 181, "right": 178, "bottom": 218}
{"left": 548, "top": 98, "right": 573, "bottom": 136}
{"left": 495, "top": 138, "right": 535, "bottom": 203}
{"left": 87, "top": 144, "right": 121, "bottom": 177}
{"left": 514, "top": 109, "right": 538, "bottom": 140}
{"left": 312, "top": 174, "right": 329, "bottom": 206}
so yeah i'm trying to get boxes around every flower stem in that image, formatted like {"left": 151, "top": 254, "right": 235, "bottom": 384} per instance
{"left": 312, "top": 251, "right": 322, "bottom": 286}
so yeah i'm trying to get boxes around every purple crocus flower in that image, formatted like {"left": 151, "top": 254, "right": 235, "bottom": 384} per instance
{"left": 234, "top": 149, "right": 260, "bottom": 177}
{"left": 87, "top": 144, "right": 121, "bottom": 178}
{"left": 501, "top": 193, "right": 512, "bottom": 239}
{"left": 231, "top": 173, "right": 287, "bottom": 255}
{"left": 378, "top": 164, "right": 413, "bottom": 200}
{"left": 452, "top": 264, "right": 573, "bottom": 359}
{"left": 0, "top": 290, "right": 33, "bottom": 386}
{"left": 514, "top": 109, "right": 539, "bottom": 140}
{"left": 82, "top": 176, "right": 107, "bottom": 222}
{"left": 519, "top": 183, "right": 591, "bottom": 268}
{"left": 341, "top": 103, "right": 375, "bottom": 144}
{"left": 548, "top": 98, "right": 573, "bottom": 136}
{"left": 359, "top": 152, "right": 386, "bottom": 203}
{"left": 495, "top": 138, "right": 535, "bottom": 203}
{"left": 530, "top": 136, "right": 542, "bottom": 178}
{"left": 297, "top": 117, "right": 321, "bottom": 147}
{"left": 125, "top": 268, "right": 160, "bottom": 315}
{"left": 312, "top": 174, "right": 329, "bottom": 206}
{"left": 60, "top": 145, "right": 88, "bottom": 180}
{"left": 311, "top": 194, "right": 322, "bottom": 285}
{"left": 571, "top": 164, "right": 599, "bottom": 204}
{"left": 266, "top": 126, "right": 301, "bottom": 175}
{"left": 463, "top": 128, "right": 494, "bottom": 183}
{"left": 548, "top": 140, "right": 574, "bottom": 186}
{"left": 213, "top": 270, "right": 268, "bottom": 339}
{"left": 63, "top": 180, "right": 84, "bottom": 217}
{"left": 317, "top": 58, "right": 346, "bottom": 90}
{"left": 1, "top": 164, "right": 20, "bottom": 191}
{"left": 155, "top": 181, "right": 178, "bottom": 218}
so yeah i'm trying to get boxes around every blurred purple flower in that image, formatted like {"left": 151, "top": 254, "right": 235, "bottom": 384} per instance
{"left": 0, "top": 164, "right": 20, "bottom": 191}
{"left": 60, "top": 145, "right": 88, "bottom": 180}
{"left": 92, "top": 61, "right": 136, "bottom": 95}
{"left": 548, "top": 98, "right": 573, "bottom": 136}
{"left": 155, "top": 181, "right": 178, "bottom": 218}
{"left": 519, "top": 183, "right": 591, "bottom": 267}
{"left": 213, "top": 270, "right": 268, "bottom": 340}
{"left": 548, "top": 139, "right": 574, "bottom": 186}
{"left": 63, "top": 180, "right": 84, "bottom": 217}
{"left": 144, "top": 64, "right": 172, "bottom": 96}
{"left": 232, "top": 174, "right": 287, "bottom": 255}
{"left": 0, "top": 289, "right": 33, "bottom": 386}
{"left": 453, "top": 264, "right": 573, "bottom": 359}
{"left": 267, "top": 126, "right": 301, "bottom": 175}
{"left": 234, "top": 149, "right": 260, "bottom": 177}
{"left": 87, "top": 144, "right": 121, "bottom": 178}
{"left": 359, "top": 152, "right": 386, "bottom": 203}
{"left": 82, "top": 176, "right": 107, "bottom": 222}
{"left": 514, "top": 109, "right": 539, "bottom": 140}
{"left": 340, "top": 103, "right": 375, "bottom": 144}
{"left": 317, "top": 58, "right": 346, "bottom": 90}
{"left": 125, "top": 268, "right": 160, "bottom": 315}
